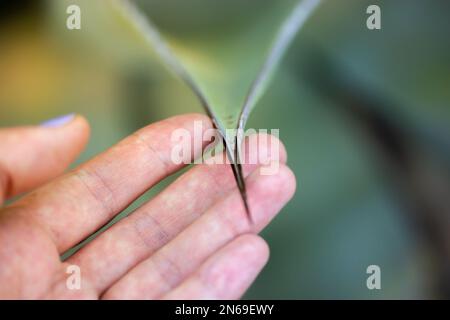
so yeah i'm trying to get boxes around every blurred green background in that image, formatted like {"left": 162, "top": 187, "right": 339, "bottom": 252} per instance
{"left": 1, "top": 0, "right": 449, "bottom": 299}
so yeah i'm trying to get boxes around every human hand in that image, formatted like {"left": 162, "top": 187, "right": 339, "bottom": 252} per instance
{"left": 0, "top": 114, "right": 295, "bottom": 299}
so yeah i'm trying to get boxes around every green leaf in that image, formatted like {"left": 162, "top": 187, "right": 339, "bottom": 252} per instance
{"left": 112, "top": 0, "right": 322, "bottom": 220}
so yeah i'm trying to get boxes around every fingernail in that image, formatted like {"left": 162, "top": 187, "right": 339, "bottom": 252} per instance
{"left": 41, "top": 114, "right": 75, "bottom": 127}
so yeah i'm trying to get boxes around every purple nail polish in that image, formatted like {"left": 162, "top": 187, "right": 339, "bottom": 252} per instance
{"left": 41, "top": 114, "right": 75, "bottom": 127}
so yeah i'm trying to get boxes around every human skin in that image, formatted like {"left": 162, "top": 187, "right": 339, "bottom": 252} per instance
{"left": 0, "top": 113, "right": 296, "bottom": 299}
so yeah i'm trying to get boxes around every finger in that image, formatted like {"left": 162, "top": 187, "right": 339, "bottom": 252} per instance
{"left": 0, "top": 208, "right": 62, "bottom": 299}
{"left": 10, "top": 114, "right": 212, "bottom": 252}
{"left": 162, "top": 234, "right": 269, "bottom": 300}
{"left": 68, "top": 134, "right": 286, "bottom": 294}
{"left": 102, "top": 163, "right": 296, "bottom": 299}
{"left": 0, "top": 115, "right": 89, "bottom": 204}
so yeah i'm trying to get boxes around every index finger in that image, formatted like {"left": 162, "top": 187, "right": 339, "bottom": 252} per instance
{"left": 10, "top": 114, "right": 212, "bottom": 252}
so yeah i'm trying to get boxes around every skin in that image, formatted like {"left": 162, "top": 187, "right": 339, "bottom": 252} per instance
{"left": 0, "top": 114, "right": 296, "bottom": 299}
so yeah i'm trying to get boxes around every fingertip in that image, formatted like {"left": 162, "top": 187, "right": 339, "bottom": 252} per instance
{"left": 32, "top": 114, "right": 91, "bottom": 186}
{"left": 70, "top": 115, "right": 91, "bottom": 148}
{"left": 243, "top": 133, "right": 288, "bottom": 167}
{"left": 45, "top": 114, "right": 90, "bottom": 159}
{"left": 277, "top": 164, "right": 297, "bottom": 201}
{"left": 0, "top": 114, "right": 93, "bottom": 196}
{"left": 239, "top": 163, "right": 296, "bottom": 230}
{"left": 264, "top": 133, "right": 287, "bottom": 164}
{"left": 237, "top": 234, "right": 270, "bottom": 266}
{"left": 73, "top": 114, "right": 90, "bottom": 132}
{"left": 40, "top": 113, "right": 90, "bottom": 148}
{"left": 260, "top": 163, "right": 296, "bottom": 197}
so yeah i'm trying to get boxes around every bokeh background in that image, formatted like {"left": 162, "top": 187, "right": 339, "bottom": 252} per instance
{"left": 1, "top": 0, "right": 449, "bottom": 299}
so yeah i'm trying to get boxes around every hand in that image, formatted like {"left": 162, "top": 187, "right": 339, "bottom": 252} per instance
{"left": 0, "top": 114, "right": 295, "bottom": 299}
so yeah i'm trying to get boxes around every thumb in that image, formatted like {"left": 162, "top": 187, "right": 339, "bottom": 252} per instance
{"left": 0, "top": 114, "right": 90, "bottom": 203}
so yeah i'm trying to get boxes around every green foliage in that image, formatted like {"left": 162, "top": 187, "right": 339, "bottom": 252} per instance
{"left": 112, "top": 0, "right": 322, "bottom": 213}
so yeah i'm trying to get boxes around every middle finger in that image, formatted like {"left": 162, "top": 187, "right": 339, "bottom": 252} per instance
{"left": 67, "top": 134, "right": 286, "bottom": 294}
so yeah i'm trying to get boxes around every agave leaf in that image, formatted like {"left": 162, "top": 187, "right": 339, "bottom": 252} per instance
{"left": 237, "top": 0, "right": 322, "bottom": 142}
{"left": 112, "top": 0, "right": 322, "bottom": 221}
